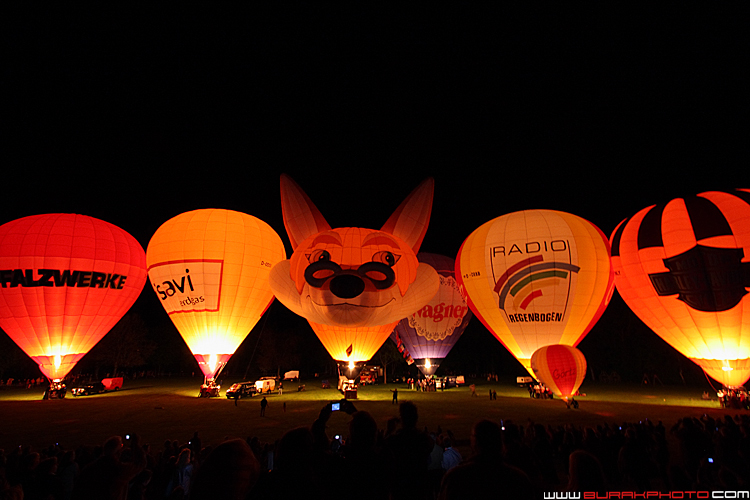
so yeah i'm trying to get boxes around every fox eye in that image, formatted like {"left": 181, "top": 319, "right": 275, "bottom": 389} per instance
{"left": 307, "top": 249, "right": 331, "bottom": 263}
{"left": 372, "top": 251, "right": 400, "bottom": 267}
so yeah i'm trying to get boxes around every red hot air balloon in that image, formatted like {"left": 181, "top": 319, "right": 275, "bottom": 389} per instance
{"left": 611, "top": 189, "right": 750, "bottom": 388}
{"left": 0, "top": 214, "right": 147, "bottom": 397}
{"left": 392, "top": 253, "right": 472, "bottom": 377}
{"left": 530, "top": 344, "right": 587, "bottom": 408}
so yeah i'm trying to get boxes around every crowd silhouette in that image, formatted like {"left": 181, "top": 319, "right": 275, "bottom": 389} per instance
{"left": 1, "top": 402, "right": 749, "bottom": 499}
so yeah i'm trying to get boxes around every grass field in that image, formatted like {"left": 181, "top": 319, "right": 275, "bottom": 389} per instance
{"left": 0, "top": 377, "right": 733, "bottom": 460}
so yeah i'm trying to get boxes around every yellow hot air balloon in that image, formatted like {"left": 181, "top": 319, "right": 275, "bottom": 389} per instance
{"left": 610, "top": 189, "right": 750, "bottom": 388}
{"left": 456, "top": 210, "right": 614, "bottom": 377}
{"left": 147, "top": 209, "right": 286, "bottom": 393}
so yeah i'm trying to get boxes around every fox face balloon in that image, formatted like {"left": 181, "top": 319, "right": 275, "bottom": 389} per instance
{"left": 269, "top": 175, "right": 440, "bottom": 363}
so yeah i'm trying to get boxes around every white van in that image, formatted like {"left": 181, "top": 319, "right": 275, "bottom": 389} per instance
{"left": 255, "top": 377, "right": 276, "bottom": 393}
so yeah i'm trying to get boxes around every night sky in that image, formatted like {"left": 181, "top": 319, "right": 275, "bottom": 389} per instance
{"left": 2, "top": 7, "right": 747, "bottom": 382}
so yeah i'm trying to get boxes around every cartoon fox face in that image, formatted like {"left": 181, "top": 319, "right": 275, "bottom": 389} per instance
{"left": 269, "top": 175, "right": 439, "bottom": 329}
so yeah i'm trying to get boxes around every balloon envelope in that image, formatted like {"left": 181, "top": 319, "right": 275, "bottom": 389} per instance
{"left": 456, "top": 210, "right": 614, "bottom": 376}
{"left": 146, "top": 209, "right": 286, "bottom": 379}
{"left": 0, "top": 214, "right": 147, "bottom": 380}
{"left": 393, "top": 253, "right": 472, "bottom": 376}
{"left": 610, "top": 189, "right": 750, "bottom": 387}
{"left": 530, "top": 344, "right": 587, "bottom": 399}
{"left": 269, "top": 175, "right": 439, "bottom": 367}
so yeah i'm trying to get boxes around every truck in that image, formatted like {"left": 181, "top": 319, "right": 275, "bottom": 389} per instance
{"left": 101, "top": 377, "right": 124, "bottom": 391}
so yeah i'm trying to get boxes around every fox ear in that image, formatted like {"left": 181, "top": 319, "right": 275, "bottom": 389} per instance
{"left": 381, "top": 177, "right": 434, "bottom": 253}
{"left": 280, "top": 175, "right": 331, "bottom": 250}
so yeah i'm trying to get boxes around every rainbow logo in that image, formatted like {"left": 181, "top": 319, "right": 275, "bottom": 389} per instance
{"left": 493, "top": 255, "right": 580, "bottom": 312}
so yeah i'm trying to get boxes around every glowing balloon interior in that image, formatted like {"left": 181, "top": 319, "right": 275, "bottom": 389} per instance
{"left": 393, "top": 253, "right": 472, "bottom": 376}
{"left": 0, "top": 214, "right": 147, "bottom": 381}
{"left": 610, "top": 189, "right": 750, "bottom": 388}
{"left": 147, "top": 209, "right": 286, "bottom": 379}
{"left": 456, "top": 210, "right": 614, "bottom": 377}
{"left": 270, "top": 175, "right": 440, "bottom": 366}
{"left": 531, "top": 344, "right": 587, "bottom": 400}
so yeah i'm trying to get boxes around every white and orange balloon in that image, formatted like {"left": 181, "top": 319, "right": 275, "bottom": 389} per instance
{"left": 0, "top": 214, "right": 147, "bottom": 381}
{"left": 146, "top": 209, "right": 286, "bottom": 380}
{"left": 456, "top": 210, "right": 614, "bottom": 377}
{"left": 611, "top": 189, "right": 750, "bottom": 388}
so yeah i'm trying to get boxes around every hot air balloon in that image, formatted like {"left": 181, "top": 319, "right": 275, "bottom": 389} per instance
{"left": 456, "top": 210, "right": 614, "bottom": 378}
{"left": 0, "top": 214, "right": 147, "bottom": 398}
{"left": 531, "top": 344, "right": 586, "bottom": 408}
{"left": 146, "top": 209, "right": 285, "bottom": 396}
{"left": 610, "top": 189, "right": 750, "bottom": 388}
{"left": 269, "top": 175, "right": 439, "bottom": 396}
{"left": 392, "top": 253, "right": 472, "bottom": 377}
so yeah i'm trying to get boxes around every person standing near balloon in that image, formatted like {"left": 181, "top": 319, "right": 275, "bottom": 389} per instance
{"left": 260, "top": 396, "right": 268, "bottom": 416}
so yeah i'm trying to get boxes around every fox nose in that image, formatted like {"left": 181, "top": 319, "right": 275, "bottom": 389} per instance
{"left": 329, "top": 274, "right": 365, "bottom": 299}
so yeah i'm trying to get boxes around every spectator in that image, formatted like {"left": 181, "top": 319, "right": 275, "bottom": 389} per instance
{"left": 439, "top": 419, "right": 534, "bottom": 500}
{"left": 567, "top": 449, "right": 607, "bottom": 492}
{"left": 165, "top": 448, "right": 193, "bottom": 498}
{"left": 72, "top": 434, "right": 146, "bottom": 500}
{"left": 253, "top": 426, "right": 336, "bottom": 499}
{"left": 340, "top": 411, "right": 395, "bottom": 500}
{"left": 441, "top": 437, "right": 462, "bottom": 471}
{"left": 190, "top": 439, "right": 259, "bottom": 500}
{"left": 385, "top": 402, "right": 434, "bottom": 500}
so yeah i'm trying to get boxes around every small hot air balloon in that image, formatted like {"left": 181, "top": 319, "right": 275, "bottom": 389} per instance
{"left": 531, "top": 344, "right": 586, "bottom": 407}
{"left": 456, "top": 210, "right": 614, "bottom": 377}
{"left": 393, "top": 253, "right": 472, "bottom": 377}
{"left": 269, "top": 175, "right": 439, "bottom": 396}
{"left": 610, "top": 189, "right": 750, "bottom": 388}
{"left": 0, "top": 214, "right": 147, "bottom": 397}
{"left": 147, "top": 209, "right": 285, "bottom": 395}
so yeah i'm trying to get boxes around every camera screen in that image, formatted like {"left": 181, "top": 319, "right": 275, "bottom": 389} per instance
{"left": 331, "top": 402, "right": 340, "bottom": 411}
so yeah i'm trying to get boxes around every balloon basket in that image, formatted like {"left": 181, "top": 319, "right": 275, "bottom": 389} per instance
{"left": 338, "top": 378, "right": 358, "bottom": 399}
{"left": 199, "top": 378, "right": 221, "bottom": 398}
{"left": 43, "top": 380, "right": 67, "bottom": 400}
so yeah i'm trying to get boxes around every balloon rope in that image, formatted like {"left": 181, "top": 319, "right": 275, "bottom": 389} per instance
{"left": 244, "top": 301, "right": 272, "bottom": 380}
{"left": 702, "top": 368, "right": 720, "bottom": 394}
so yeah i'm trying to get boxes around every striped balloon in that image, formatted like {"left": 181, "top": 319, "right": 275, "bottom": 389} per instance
{"left": 530, "top": 344, "right": 587, "bottom": 400}
{"left": 610, "top": 189, "right": 750, "bottom": 388}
